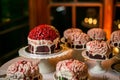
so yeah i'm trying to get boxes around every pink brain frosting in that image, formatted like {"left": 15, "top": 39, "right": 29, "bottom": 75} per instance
{"left": 110, "top": 30, "right": 120, "bottom": 44}
{"left": 69, "top": 32, "right": 90, "bottom": 45}
{"left": 28, "top": 24, "right": 60, "bottom": 41}
{"left": 87, "top": 28, "right": 106, "bottom": 40}
{"left": 6, "top": 60, "right": 39, "bottom": 79}
{"left": 56, "top": 59, "right": 88, "bottom": 79}
{"left": 86, "top": 40, "right": 110, "bottom": 55}
{"left": 64, "top": 28, "right": 82, "bottom": 39}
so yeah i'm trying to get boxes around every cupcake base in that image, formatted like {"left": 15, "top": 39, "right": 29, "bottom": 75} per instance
{"left": 54, "top": 73, "right": 88, "bottom": 80}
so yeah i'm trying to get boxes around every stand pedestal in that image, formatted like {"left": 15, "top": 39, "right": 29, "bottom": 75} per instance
{"left": 38, "top": 59, "right": 55, "bottom": 74}
{"left": 90, "top": 61, "right": 106, "bottom": 74}
{"left": 82, "top": 50, "right": 106, "bottom": 74}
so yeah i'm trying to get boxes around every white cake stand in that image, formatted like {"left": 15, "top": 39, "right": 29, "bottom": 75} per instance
{"left": 82, "top": 50, "right": 106, "bottom": 74}
{"left": 19, "top": 46, "right": 73, "bottom": 74}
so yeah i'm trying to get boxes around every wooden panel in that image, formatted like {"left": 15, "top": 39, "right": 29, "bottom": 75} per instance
{"left": 99, "top": 6, "right": 103, "bottom": 28}
{"left": 29, "top": 0, "right": 38, "bottom": 29}
{"left": 103, "top": 0, "right": 114, "bottom": 40}
{"left": 72, "top": 6, "right": 76, "bottom": 28}
{"left": 29, "top": 0, "right": 49, "bottom": 29}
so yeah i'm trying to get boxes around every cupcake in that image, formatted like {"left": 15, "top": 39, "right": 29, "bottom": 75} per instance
{"left": 86, "top": 40, "right": 112, "bottom": 60}
{"left": 63, "top": 28, "right": 90, "bottom": 50}
{"left": 110, "top": 30, "right": 120, "bottom": 48}
{"left": 68, "top": 32, "right": 91, "bottom": 50}
{"left": 28, "top": 24, "right": 60, "bottom": 55}
{"left": 6, "top": 60, "right": 42, "bottom": 80}
{"left": 87, "top": 28, "right": 106, "bottom": 41}
{"left": 55, "top": 59, "right": 88, "bottom": 80}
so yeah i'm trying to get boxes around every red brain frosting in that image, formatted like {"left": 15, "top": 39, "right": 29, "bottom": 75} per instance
{"left": 28, "top": 24, "right": 60, "bottom": 41}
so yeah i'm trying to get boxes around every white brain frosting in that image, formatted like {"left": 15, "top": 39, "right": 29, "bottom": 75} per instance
{"left": 6, "top": 60, "right": 39, "bottom": 79}
{"left": 110, "top": 30, "right": 120, "bottom": 47}
{"left": 86, "top": 40, "right": 110, "bottom": 56}
{"left": 87, "top": 28, "right": 106, "bottom": 40}
{"left": 56, "top": 59, "right": 88, "bottom": 80}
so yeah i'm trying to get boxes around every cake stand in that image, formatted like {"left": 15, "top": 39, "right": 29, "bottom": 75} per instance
{"left": 19, "top": 46, "right": 73, "bottom": 74}
{"left": 82, "top": 50, "right": 107, "bottom": 74}
{"left": 61, "top": 37, "right": 85, "bottom": 61}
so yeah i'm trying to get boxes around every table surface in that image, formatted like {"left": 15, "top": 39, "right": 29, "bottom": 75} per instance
{"left": 0, "top": 50, "right": 120, "bottom": 80}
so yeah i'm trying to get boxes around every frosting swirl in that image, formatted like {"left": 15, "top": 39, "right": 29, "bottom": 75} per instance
{"left": 69, "top": 32, "right": 90, "bottom": 45}
{"left": 64, "top": 28, "right": 82, "bottom": 39}
{"left": 28, "top": 24, "right": 60, "bottom": 41}
{"left": 87, "top": 28, "right": 106, "bottom": 41}
{"left": 86, "top": 40, "right": 110, "bottom": 56}
{"left": 110, "top": 30, "right": 120, "bottom": 47}
{"left": 6, "top": 60, "right": 39, "bottom": 79}
{"left": 56, "top": 59, "right": 88, "bottom": 80}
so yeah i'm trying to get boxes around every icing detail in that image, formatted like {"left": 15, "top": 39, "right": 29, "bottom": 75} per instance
{"left": 69, "top": 32, "right": 90, "bottom": 45}
{"left": 87, "top": 28, "right": 106, "bottom": 40}
{"left": 28, "top": 37, "right": 59, "bottom": 54}
{"left": 6, "top": 60, "right": 40, "bottom": 80}
{"left": 110, "top": 30, "right": 120, "bottom": 47}
{"left": 28, "top": 24, "right": 60, "bottom": 41}
{"left": 64, "top": 28, "right": 82, "bottom": 39}
{"left": 86, "top": 40, "right": 111, "bottom": 59}
{"left": 64, "top": 28, "right": 90, "bottom": 50}
{"left": 28, "top": 24, "right": 60, "bottom": 54}
{"left": 56, "top": 59, "right": 88, "bottom": 80}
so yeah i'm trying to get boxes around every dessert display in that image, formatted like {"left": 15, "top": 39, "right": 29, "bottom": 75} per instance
{"left": 87, "top": 28, "right": 106, "bottom": 41}
{"left": 110, "top": 30, "right": 120, "bottom": 48}
{"left": 86, "top": 40, "right": 112, "bottom": 60}
{"left": 63, "top": 28, "right": 90, "bottom": 50}
{"left": 55, "top": 59, "right": 88, "bottom": 80}
{"left": 6, "top": 60, "right": 42, "bottom": 80}
{"left": 1, "top": 24, "right": 120, "bottom": 79}
{"left": 28, "top": 24, "right": 60, "bottom": 55}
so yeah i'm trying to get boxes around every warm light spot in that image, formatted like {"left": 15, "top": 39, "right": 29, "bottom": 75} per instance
{"left": 88, "top": 18, "right": 93, "bottom": 24}
{"left": 2, "top": 18, "right": 11, "bottom": 23}
{"left": 118, "top": 24, "right": 120, "bottom": 29}
{"left": 84, "top": 18, "right": 89, "bottom": 23}
{"left": 93, "top": 19, "right": 97, "bottom": 25}
{"left": 113, "top": 47, "right": 119, "bottom": 55}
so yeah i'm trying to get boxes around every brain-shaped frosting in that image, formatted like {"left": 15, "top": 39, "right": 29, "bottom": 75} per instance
{"left": 87, "top": 28, "right": 106, "bottom": 41}
{"left": 110, "top": 30, "right": 120, "bottom": 47}
{"left": 56, "top": 59, "right": 88, "bottom": 79}
{"left": 64, "top": 28, "right": 82, "bottom": 39}
{"left": 69, "top": 32, "right": 90, "bottom": 45}
{"left": 28, "top": 24, "right": 60, "bottom": 41}
{"left": 86, "top": 40, "right": 110, "bottom": 55}
{"left": 6, "top": 60, "right": 39, "bottom": 79}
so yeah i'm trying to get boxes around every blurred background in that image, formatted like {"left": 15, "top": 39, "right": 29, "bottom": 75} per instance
{"left": 0, "top": 0, "right": 120, "bottom": 66}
